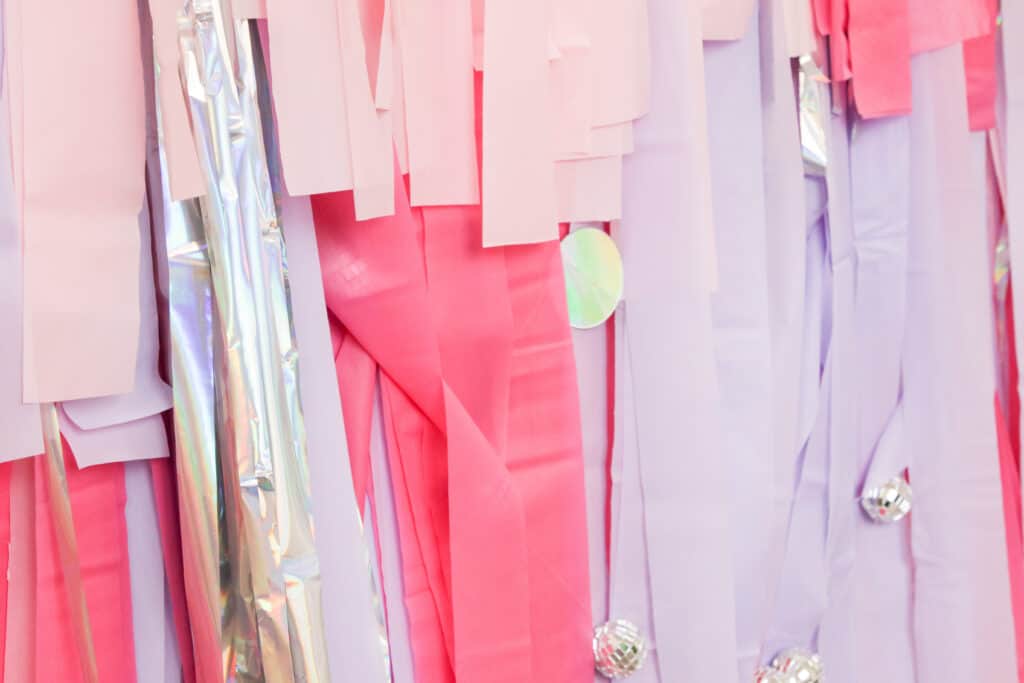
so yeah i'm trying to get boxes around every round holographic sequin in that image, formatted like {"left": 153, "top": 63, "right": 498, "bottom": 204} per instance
{"left": 593, "top": 619, "right": 647, "bottom": 679}
{"left": 770, "top": 648, "right": 824, "bottom": 683}
{"left": 561, "top": 227, "right": 624, "bottom": 329}
{"left": 860, "top": 475, "right": 913, "bottom": 523}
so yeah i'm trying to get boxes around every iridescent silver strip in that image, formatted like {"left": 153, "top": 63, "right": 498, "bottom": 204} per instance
{"left": 798, "top": 54, "right": 828, "bottom": 176}
{"left": 178, "top": 1, "right": 328, "bottom": 681}
{"left": 39, "top": 402, "right": 99, "bottom": 683}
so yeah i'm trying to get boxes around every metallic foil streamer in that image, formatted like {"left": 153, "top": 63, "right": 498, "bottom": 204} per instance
{"left": 155, "top": 88, "right": 238, "bottom": 680}
{"left": 39, "top": 402, "right": 99, "bottom": 683}
{"left": 562, "top": 227, "right": 625, "bottom": 329}
{"left": 798, "top": 55, "right": 828, "bottom": 177}
{"left": 177, "top": 2, "right": 329, "bottom": 681}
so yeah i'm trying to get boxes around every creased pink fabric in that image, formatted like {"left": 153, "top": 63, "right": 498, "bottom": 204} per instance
{"left": 995, "top": 396, "right": 1024, "bottom": 681}
{"left": 314, "top": 147, "right": 593, "bottom": 679}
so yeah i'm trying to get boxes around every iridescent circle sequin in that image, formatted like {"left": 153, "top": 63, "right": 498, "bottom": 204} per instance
{"left": 561, "top": 227, "right": 624, "bottom": 329}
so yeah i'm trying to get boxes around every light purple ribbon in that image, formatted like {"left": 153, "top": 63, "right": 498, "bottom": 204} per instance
{"left": 901, "top": 45, "right": 1016, "bottom": 682}
{"left": 613, "top": 0, "right": 739, "bottom": 678}
{"left": 369, "top": 380, "right": 416, "bottom": 683}
{"left": 279, "top": 194, "right": 392, "bottom": 682}
{"left": 703, "top": 15, "right": 781, "bottom": 679}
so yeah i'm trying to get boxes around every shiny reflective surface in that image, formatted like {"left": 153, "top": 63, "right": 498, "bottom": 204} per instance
{"left": 798, "top": 55, "right": 828, "bottom": 177}
{"left": 561, "top": 227, "right": 624, "bottom": 329}
{"left": 770, "top": 648, "right": 824, "bottom": 683}
{"left": 177, "top": 1, "right": 329, "bottom": 680}
{"left": 40, "top": 402, "right": 99, "bottom": 683}
{"left": 593, "top": 619, "right": 648, "bottom": 679}
{"left": 753, "top": 665, "right": 787, "bottom": 683}
{"left": 861, "top": 475, "right": 913, "bottom": 523}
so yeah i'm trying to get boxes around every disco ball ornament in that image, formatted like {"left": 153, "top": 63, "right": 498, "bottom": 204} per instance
{"left": 770, "top": 648, "right": 824, "bottom": 683}
{"left": 593, "top": 619, "right": 648, "bottom": 679}
{"left": 753, "top": 665, "right": 787, "bottom": 683}
{"left": 860, "top": 475, "right": 913, "bottom": 523}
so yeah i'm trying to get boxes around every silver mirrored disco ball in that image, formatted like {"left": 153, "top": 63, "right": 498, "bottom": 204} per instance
{"left": 860, "top": 475, "right": 912, "bottom": 523}
{"left": 753, "top": 665, "right": 787, "bottom": 683}
{"left": 593, "top": 619, "right": 648, "bottom": 679}
{"left": 771, "top": 648, "right": 824, "bottom": 683}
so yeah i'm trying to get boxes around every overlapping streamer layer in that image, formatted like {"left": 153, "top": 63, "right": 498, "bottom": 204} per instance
{"left": 37, "top": 403, "right": 98, "bottom": 683}
{"left": 156, "top": 97, "right": 225, "bottom": 682}
{"left": 166, "top": 2, "right": 329, "bottom": 680}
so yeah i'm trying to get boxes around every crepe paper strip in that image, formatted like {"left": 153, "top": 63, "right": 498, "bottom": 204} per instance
{"left": 761, "top": 215, "right": 831, "bottom": 665}
{"left": 5, "top": 460, "right": 35, "bottom": 683}
{"left": 421, "top": 203, "right": 513, "bottom": 454}
{"left": 550, "top": 0, "right": 594, "bottom": 158}
{"left": 388, "top": 5, "right": 410, "bottom": 174}
{"left": 0, "top": 37, "right": 41, "bottom": 463}
{"left": 311, "top": 173, "right": 470, "bottom": 679}
{"left": 481, "top": 0, "right": 556, "bottom": 246}
{"left": 148, "top": 0, "right": 205, "bottom": 201}
{"left": 61, "top": 172, "right": 172, "bottom": 443}
{"left": 567, "top": 296, "right": 611, "bottom": 630}
{"left": 847, "top": 0, "right": 912, "bottom": 117}
{"left": 379, "top": 380, "right": 457, "bottom": 682}
{"left": 394, "top": 0, "right": 479, "bottom": 206}
{"left": 701, "top": 0, "right": 758, "bottom": 40}
{"left": 557, "top": 122, "right": 634, "bottom": 162}
{"left": 367, "top": 384, "right": 417, "bottom": 683}
{"left": 337, "top": 334, "right": 378, "bottom": 516}
{"left": 782, "top": 0, "right": 816, "bottom": 56}
{"left": 704, "top": 27, "right": 782, "bottom": 678}
{"left": 337, "top": 0, "right": 395, "bottom": 219}
{"left": 148, "top": 458, "right": 198, "bottom": 683}
{"left": 845, "top": 115, "right": 915, "bottom": 682}
{"left": 277, "top": 193, "right": 393, "bottom": 683}
{"left": 35, "top": 436, "right": 135, "bottom": 683}
{"left": 761, "top": 4, "right": 809, "bottom": 642}
{"left": 850, "top": 114, "right": 911, "bottom": 493}
{"left": 37, "top": 406, "right": 99, "bottom": 683}
{"left": 265, "top": 0, "right": 354, "bottom": 196}
{"left": 995, "top": 396, "right": 1024, "bottom": 681}
{"left": 124, "top": 463, "right": 172, "bottom": 683}
{"left": 555, "top": 156, "right": 623, "bottom": 223}
{"left": 233, "top": 0, "right": 268, "bottom": 18}
{"left": 907, "top": 0, "right": 991, "bottom": 55}
{"left": 964, "top": 29, "right": 998, "bottom": 132}
{"left": 16, "top": 0, "right": 143, "bottom": 404}
{"left": 904, "top": 47, "right": 1017, "bottom": 681}
{"left": 0, "top": 463, "right": 10, "bottom": 683}
{"left": 501, "top": 239, "right": 595, "bottom": 683}
{"left": 614, "top": 0, "right": 739, "bottom": 677}
{"left": 590, "top": 0, "right": 650, "bottom": 127}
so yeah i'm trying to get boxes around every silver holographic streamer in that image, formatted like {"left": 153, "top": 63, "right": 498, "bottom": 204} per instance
{"left": 798, "top": 55, "right": 828, "bottom": 177}
{"left": 39, "top": 403, "right": 100, "bottom": 683}
{"left": 172, "top": 2, "right": 329, "bottom": 680}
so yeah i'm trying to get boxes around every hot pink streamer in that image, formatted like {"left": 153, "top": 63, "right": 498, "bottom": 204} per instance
{"left": 313, "top": 157, "right": 592, "bottom": 680}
